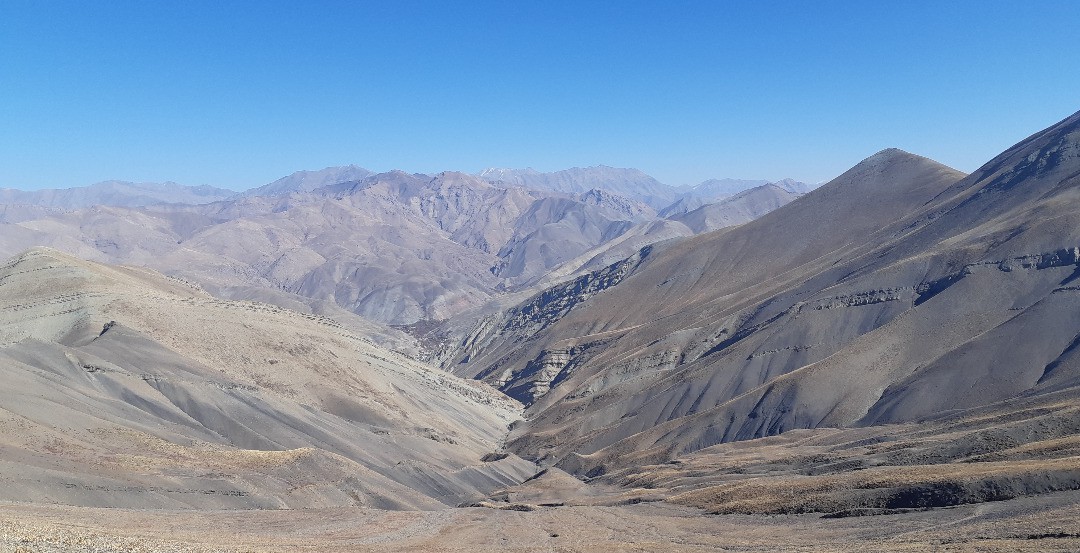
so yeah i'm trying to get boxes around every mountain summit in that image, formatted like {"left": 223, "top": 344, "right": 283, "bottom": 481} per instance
{"left": 243, "top": 165, "right": 374, "bottom": 197}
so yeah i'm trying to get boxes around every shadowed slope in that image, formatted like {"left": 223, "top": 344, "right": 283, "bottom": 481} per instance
{"left": 449, "top": 148, "right": 966, "bottom": 400}
{"left": 471, "top": 111, "right": 1080, "bottom": 476}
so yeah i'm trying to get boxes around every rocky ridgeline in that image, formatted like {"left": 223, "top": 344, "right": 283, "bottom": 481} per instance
{"left": 438, "top": 248, "right": 655, "bottom": 404}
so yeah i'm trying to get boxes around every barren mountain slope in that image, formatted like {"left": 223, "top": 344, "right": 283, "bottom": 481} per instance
{"left": 491, "top": 190, "right": 655, "bottom": 285}
{"left": 0, "top": 200, "right": 423, "bottom": 352}
{"left": 598, "top": 391, "right": 1080, "bottom": 515}
{"left": 519, "top": 182, "right": 809, "bottom": 286}
{"left": 0, "top": 247, "right": 533, "bottom": 509}
{"left": 419, "top": 183, "right": 808, "bottom": 365}
{"left": 448, "top": 148, "right": 966, "bottom": 395}
{"left": 0, "top": 173, "right": 528, "bottom": 325}
{"left": 180, "top": 171, "right": 524, "bottom": 324}
{"left": 448, "top": 110, "right": 1080, "bottom": 477}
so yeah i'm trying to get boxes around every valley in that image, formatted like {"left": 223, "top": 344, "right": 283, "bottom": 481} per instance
{"left": 1, "top": 111, "right": 1079, "bottom": 551}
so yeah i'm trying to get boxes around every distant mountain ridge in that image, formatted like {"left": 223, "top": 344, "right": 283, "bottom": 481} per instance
{"left": 668, "top": 183, "right": 803, "bottom": 233}
{"left": 0, "top": 180, "right": 235, "bottom": 208}
{"left": 242, "top": 165, "right": 374, "bottom": 197}
{"left": 0, "top": 162, "right": 807, "bottom": 327}
{"left": 0, "top": 169, "right": 800, "bottom": 327}
{"left": 479, "top": 166, "right": 810, "bottom": 213}
{"left": 1, "top": 164, "right": 806, "bottom": 215}
{"left": 478, "top": 166, "right": 675, "bottom": 209}
{"left": 685, "top": 177, "right": 770, "bottom": 196}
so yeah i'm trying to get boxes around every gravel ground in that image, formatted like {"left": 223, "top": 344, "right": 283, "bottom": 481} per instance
{"left": 0, "top": 490, "right": 1077, "bottom": 553}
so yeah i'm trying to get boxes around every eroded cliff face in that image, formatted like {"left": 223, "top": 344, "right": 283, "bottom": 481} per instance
{"left": 494, "top": 347, "right": 578, "bottom": 403}
{"left": 434, "top": 247, "right": 653, "bottom": 404}
{"left": 498, "top": 245, "right": 652, "bottom": 337}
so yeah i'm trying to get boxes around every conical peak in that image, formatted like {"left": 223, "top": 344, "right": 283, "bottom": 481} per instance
{"left": 860, "top": 148, "right": 923, "bottom": 168}
{"left": 832, "top": 148, "right": 961, "bottom": 187}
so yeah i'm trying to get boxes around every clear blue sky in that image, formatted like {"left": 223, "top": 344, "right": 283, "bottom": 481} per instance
{"left": 1, "top": 1, "right": 1078, "bottom": 191}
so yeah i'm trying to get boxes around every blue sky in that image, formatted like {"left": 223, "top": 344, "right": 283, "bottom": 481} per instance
{"left": 1, "top": 1, "right": 1078, "bottom": 191}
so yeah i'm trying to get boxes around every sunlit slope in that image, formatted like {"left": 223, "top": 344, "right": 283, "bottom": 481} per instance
{"left": 0, "top": 247, "right": 532, "bottom": 509}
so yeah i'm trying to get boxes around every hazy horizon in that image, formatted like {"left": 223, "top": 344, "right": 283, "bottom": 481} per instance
{"left": 0, "top": 163, "right": 815, "bottom": 193}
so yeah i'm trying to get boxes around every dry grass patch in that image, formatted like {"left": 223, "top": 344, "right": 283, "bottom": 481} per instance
{"left": 669, "top": 456, "right": 1080, "bottom": 514}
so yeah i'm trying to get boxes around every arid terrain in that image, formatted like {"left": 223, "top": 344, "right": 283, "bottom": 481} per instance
{"left": 0, "top": 491, "right": 1077, "bottom": 552}
{"left": 1, "top": 111, "right": 1080, "bottom": 551}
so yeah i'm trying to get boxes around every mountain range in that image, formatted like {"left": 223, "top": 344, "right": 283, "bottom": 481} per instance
{"left": 5, "top": 165, "right": 806, "bottom": 212}
{"left": 1, "top": 111, "right": 1078, "bottom": 550}
{"left": 0, "top": 169, "right": 806, "bottom": 326}
{"left": 477, "top": 166, "right": 677, "bottom": 209}
{"left": 0, "top": 180, "right": 235, "bottom": 208}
